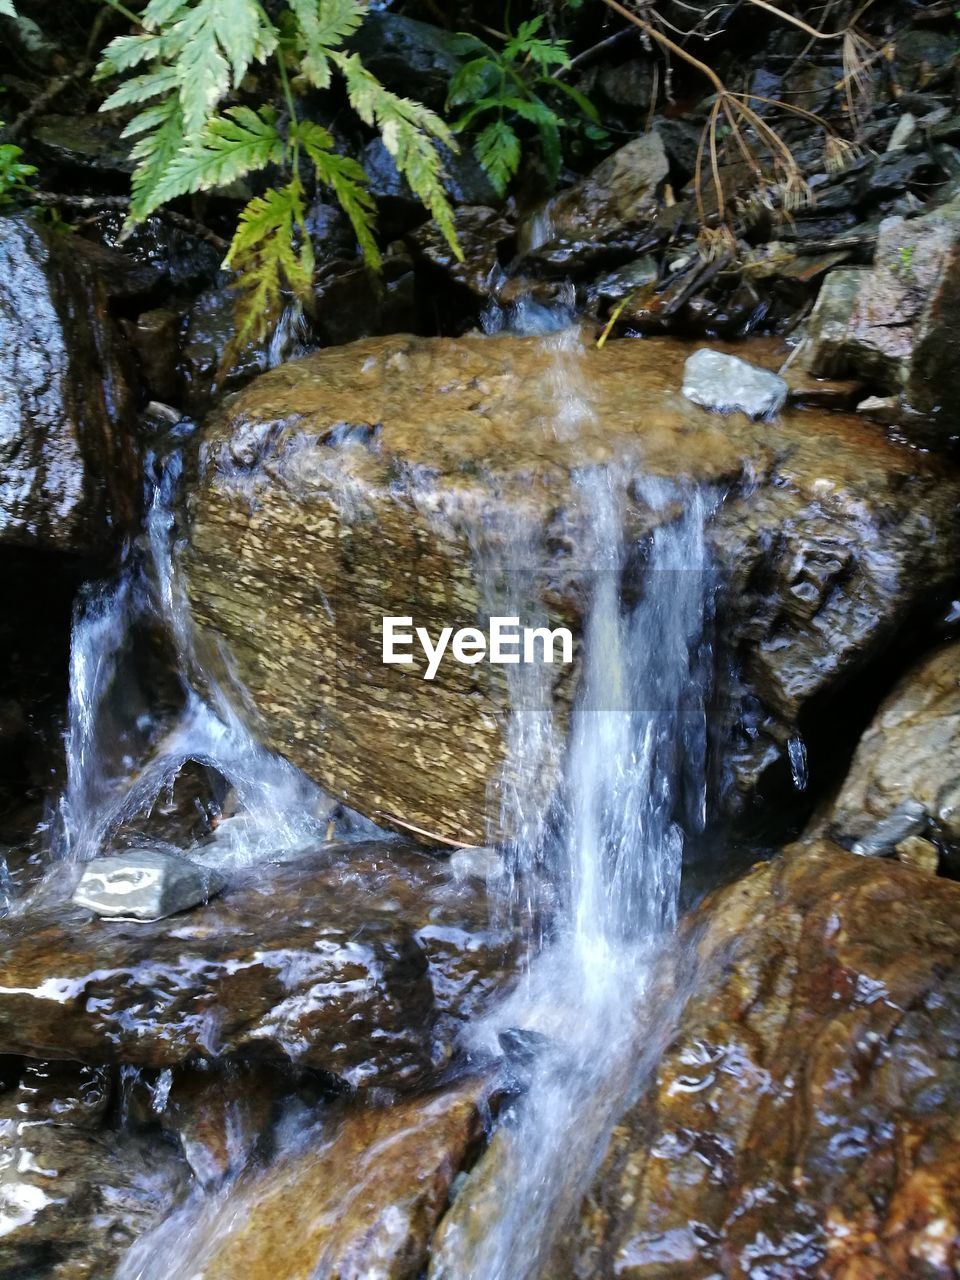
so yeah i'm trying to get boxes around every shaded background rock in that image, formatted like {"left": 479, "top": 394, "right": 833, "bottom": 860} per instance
{"left": 0, "top": 214, "right": 138, "bottom": 554}
{"left": 825, "top": 642, "right": 960, "bottom": 867}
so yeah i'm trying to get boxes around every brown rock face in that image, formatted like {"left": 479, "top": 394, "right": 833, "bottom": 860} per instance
{"left": 0, "top": 215, "right": 138, "bottom": 554}
{"left": 0, "top": 843, "right": 520, "bottom": 1087}
{"left": 828, "top": 642, "right": 960, "bottom": 852}
{"left": 566, "top": 842, "right": 960, "bottom": 1279}
{"left": 173, "top": 1077, "right": 486, "bottom": 1280}
{"left": 183, "top": 332, "right": 960, "bottom": 843}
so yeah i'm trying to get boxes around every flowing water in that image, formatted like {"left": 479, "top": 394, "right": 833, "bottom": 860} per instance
{"left": 13, "top": 313, "right": 721, "bottom": 1276}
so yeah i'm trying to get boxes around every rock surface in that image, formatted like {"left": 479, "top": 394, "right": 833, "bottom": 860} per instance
{"left": 681, "top": 348, "right": 788, "bottom": 418}
{"left": 0, "top": 1090, "right": 188, "bottom": 1280}
{"left": 161, "top": 1077, "right": 487, "bottom": 1280}
{"left": 0, "top": 214, "right": 138, "bottom": 554}
{"left": 827, "top": 642, "right": 960, "bottom": 854}
{"left": 804, "top": 199, "right": 960, "bottom": 437}
{"left": 0, "top": 843, "right": 521, "bottom": 1086}
{"left": 183, "top": 332, "right": 960, "bottom": 842}
{"left": 566, "top": 841, "right": 960, "bottom": 1278}
{"left": 72, "top": 848, "right": 225, "bottom": 920}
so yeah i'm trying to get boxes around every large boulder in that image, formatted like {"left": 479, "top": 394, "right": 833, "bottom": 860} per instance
{"left": 826, "top": 641, "right": 960, "bottom": 856}
{"left": 803, "top": 198, "right": 960, "bottom": 438}
{"left": 182, "top": 332, "right": 960, "bottom": 844}
{"left": 566, "top": 842, "right": 960, "bottom": 1278}
{"left": 0, "top": 215, "right": 138, "bottom": 554}
{"left": 0, "top": 843, "right": 521, "bottom": 1087}
{"left": 143, "top": 1077, "right": 488, "bottom": 1280}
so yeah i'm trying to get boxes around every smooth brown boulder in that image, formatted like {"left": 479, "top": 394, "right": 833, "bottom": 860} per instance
{"left": 827, "top": 642, "right": 960, "bottom": 855}
{"left": 183, "top": 332, "right": 960, "bottom": 844}
{"left": 0, "top": 843, "right": 520, "bottom": 1087}
{"left": 153, "top": 1077, "right": 487, "bottom": 1280}
{"left": 566, "top": 842, "right": 960, "bottom": 1278}
{"left": 0, "top": 215, "right": 138, "bottom": 554}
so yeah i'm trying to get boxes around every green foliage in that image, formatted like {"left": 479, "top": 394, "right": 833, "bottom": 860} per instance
{"left": 446, "top": 14, "right": 601, "bottom": 195}
{"left": 0, "top": 128, "right": 37, "bottom": 205}
{"left": 95, "top": 0, "right": 461, "bottom": 342}
{"left": 0, "top": 1, "right": 17, "bottom": 16}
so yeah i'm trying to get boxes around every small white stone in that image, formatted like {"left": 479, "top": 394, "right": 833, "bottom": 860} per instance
{"left": 72, "top": 849, "right": 225, "bottom": 921}
{"left": 682, "top": 348, "right": 788, "bottom": 420}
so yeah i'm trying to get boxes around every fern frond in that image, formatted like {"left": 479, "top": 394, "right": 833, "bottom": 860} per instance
{"left": 127, "top": 94, "right": 187, "bottom": 220}
{"left": 167, "top": 0, "right": 277, "bottom": 135}
{"left": 0, "top": 0, "right": 18, "bottom": 15}
{"left": 293, "top": 119, "right": 381, "bottom": 268}
{"left": 335, "top": 51, "right": 460, "bottom": 257}
{"left": 504, "top": 17, "right": 569, "bottom": 71}
{"left": 100, "top": 65, "right": 180, "bottom": 112}
{"left": 225, "top": 177, "right": 314, "bottom": 345}
{"left": 474, "top": 119, "right": 520, "bottom": 196}
{"left": 292, "top": 0, "right": 367, "bottom": 90}
{"left": 143, "top": 105, "right": 284, "bottom": 210}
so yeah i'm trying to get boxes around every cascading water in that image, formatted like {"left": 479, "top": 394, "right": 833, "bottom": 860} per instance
{"left": 47, "top": 429, "right": 369, "bottom": 896}
{"left": 425, "top": 321, "right": 715, "bottom": 1277}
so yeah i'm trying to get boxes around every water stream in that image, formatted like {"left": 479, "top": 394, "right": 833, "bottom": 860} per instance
{"left": 21, "top": 316, "right": 722, "bottom": 1276}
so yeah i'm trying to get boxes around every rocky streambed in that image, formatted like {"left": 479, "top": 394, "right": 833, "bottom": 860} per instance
{"left": 2, "top": 16, "right": 960, "bottom": 1275}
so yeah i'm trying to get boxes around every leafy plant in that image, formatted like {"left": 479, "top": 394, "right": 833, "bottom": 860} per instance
{"left": 446, "top": 14, "right": 602, "bottom": 196}
{"left": 0, "top": 128, "right": 37, "bottom": 205}
{"left": 95, "top": 0, "right": 461, "bottom": 343}
{"left": 0, "top": 1, "right": 17, "bottom": 15}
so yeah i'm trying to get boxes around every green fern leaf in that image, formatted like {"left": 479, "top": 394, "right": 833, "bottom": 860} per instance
{"left": 142, "top": 0, "right": 191, "bottom": 29}
{"left": 446, "top": 57, "right": 498, "bottom": 109}
{"left": 225, "top": 176, "right": 314, "bottom": 344}
{"left": 0, "top": 0, "right": 18, "bottom": 15}
{"left": 335, "top": 52, "right": 461, "bottom": 257}
{"left": 96, "top": 31, "right": 171, "bottom": 78}
{"left": 127, "top": 94, "right": 187, "bottom": 220}
{"left": 504, "top": 17, "right": 569, "bottom": 72}
{"left": 474, "top": 119, "right": 520, "bottom": 195}
{"left": 167, "top": 0, "right": 274, "bottom": 135}
{"left": 100, "top": 65, "right": 179, "bottom": 112}
{"left": 293, "top": 118, "right": 381, "bottom": 268}
{"left": 145, "top": 105, "right": 285, "bottom": 210}
{"left": 291, "top": 0, "right": 366, "bottom": 90}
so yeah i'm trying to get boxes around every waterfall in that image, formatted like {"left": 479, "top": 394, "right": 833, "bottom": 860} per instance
{"left": 427, "top": 323, "right": 715, "bottom": 1278}
{"left": 49, "top": 433, "right": 368, "bottom": 889}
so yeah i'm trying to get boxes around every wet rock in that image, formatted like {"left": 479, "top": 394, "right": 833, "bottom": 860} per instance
{"left": 159, "top": 1062, "right": 274, "bottom": 1188}
{"left": 449, "top": 846, "right": 507, "bottom": 885}
{"left": 71, "top": 849, "right": 226, "bottom": 921}
{"left": 409, "top": 205, "right": 513, "bottom": 298}
{"left": 184, "top": 333, "right": 960, "bottom": 842}
{"left": 3, "top": 1060, "right": 112, "bottom": 1130}
{"left": 0, "top": 214, "right": 138, "bottom": 553}
{"left": 31, "top": 113, "right": 134, "bottom": 174}
{"left": 350, "top": 13, "right": 463, "bottom": 109}
{"left": 0, "top": 1100, "right": 188, "bottom": 1279}
{"left": 896, "top": 835, "right": 940, "bottom": 875}
{"left": 127, "top": 307, "right": 180, "bottom": 403}
{"left": 828, "top": 643, "right": 960, "bottom": 853}
{"left": 166, "top": 1077, "right": 487, "bottom": 1280}
{"left": 681, "top": 348, "right": 788, "bottom": 418}
{"left": 519, "top": 132, "right": 668, "bottom": 271}
{"left": 850, "top": 798, "right": 927, "bottom": 857}
{"left": 363, "top": 136, "right": 499, "bottom": 213}
{"left": 177, "top": 282, "right": 277, "bottom": 414}
{"left": 567, "top": 841, "right": 960, "bottom": 1279}
{"left": 804, "top": 200, "right": 960, "bottom": 436}
{"left": 0, "top": 843, "right": 521, "bottom": 1086}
